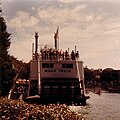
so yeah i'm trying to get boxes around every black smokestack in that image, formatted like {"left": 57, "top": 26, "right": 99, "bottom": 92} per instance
{"left": 35, "top": 32, "right": 38, "bottom": 54}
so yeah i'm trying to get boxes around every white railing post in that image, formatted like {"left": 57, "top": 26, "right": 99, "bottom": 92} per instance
{"left": 38, "top": 54, "right": 41, "bottom": 95}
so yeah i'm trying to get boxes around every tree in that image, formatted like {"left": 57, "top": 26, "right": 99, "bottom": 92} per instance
{"left": 19, "top": 62, "right": 30, "bottom": 80}
{"left": 9, "top": 55, "right": 30, "bottom": 80}
{"left": 84, "top": 67, "right": 94, "bottom": 86}
{"left": 100, "top": 68, "right": 113, "bottom": 88}
{"left": 0, "top": 7, "right": 15, "bottom": 96}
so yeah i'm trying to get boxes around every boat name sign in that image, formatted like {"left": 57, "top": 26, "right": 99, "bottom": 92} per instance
{"left": 44, "top": 69, "right": 71, "bottom": 73}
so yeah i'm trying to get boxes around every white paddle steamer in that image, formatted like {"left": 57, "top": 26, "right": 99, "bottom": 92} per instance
{"left": 27, "top": 27, "right": 88, "bottom": 105}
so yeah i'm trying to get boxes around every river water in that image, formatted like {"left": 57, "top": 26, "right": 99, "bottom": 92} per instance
{"left": 69, "top": 92, "right": 120, "bottom": 120}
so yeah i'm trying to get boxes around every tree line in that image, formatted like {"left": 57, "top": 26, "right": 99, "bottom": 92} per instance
{"left": 84, "top": 67, "right": 120, "bottom": 91}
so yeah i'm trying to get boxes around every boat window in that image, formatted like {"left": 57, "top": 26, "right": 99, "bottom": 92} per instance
{"left": 44, "top": 86, "right": 50, "bottom": 88}
{"left": 42, "top": 63, "right": 47, "bottom": 68}
{"left": 42, "top": 63, "right": 54, "bottom": 68}
{"left": 53, "top": 86, "right": 58, "bottom": 88}
{"left": 62, "top": 64, "right": 66, "bottom": 68}
{"left": 62, "top": 86, "right": 67, "bottom": 88}
{"left": 62, "top": 64, "right": 73, "bottom": 68}
{"left": 66, "top": 64, "right": 73, "bottom": 68}
{"left": 50, "top": 63, "right": 54, "bottom": 68}
{"left": 70, "top": 86, "right": 75, "bottom": 88}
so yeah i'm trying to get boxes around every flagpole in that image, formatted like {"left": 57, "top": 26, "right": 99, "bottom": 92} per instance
{"left": 54, "top": 26, "right": 59, "bottom": 50}
{"left": 57, "top": 26, "right": 59, "bottom": 50}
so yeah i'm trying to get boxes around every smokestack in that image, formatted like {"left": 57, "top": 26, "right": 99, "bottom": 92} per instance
{"left": 35, "top": 32, "right": 38, "bottom": 60}
{"left": 35, "top": 32, "right": 38, "bottom": 54}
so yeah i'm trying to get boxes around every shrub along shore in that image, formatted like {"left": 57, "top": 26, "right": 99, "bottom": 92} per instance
{"left": 0, "top": 97, "right": 85, "bottom": 120}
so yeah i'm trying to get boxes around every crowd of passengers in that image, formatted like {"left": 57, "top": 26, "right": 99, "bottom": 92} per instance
{"left": 39, "top": 47, "right": 79, "bottom": 60}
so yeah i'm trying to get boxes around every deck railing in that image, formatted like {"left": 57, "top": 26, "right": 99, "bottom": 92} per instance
{"left": 33, "top": 48, "right": 79, "bottom": 61}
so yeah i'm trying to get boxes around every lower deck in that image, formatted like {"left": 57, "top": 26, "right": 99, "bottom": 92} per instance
{"left": 29, "top": 78, "right": 86, "bottom": 104}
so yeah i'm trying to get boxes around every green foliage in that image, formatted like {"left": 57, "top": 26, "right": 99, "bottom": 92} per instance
{"left": 1, "top": 59, "right": 15, "bottom": 96}
{"left": 84, "top": 67, "right": 120, "bottom": 91}
{"left": 9, "top": 55, "right": 30, "bottom": 80}
{"left": 0, "top": 18, "right": 11, "bottom": 52}
{"left": 84, "top": 67, "right": 94, "bottom": 85}
{"left": 0, "top": 6, "right": 30, "bottom": 96}
{"left": 101, "top": 68, "right": 120, "bottom": 87}
{"left": 100, "top": 68, "right": 113, "bottom": 84}
{"left": 0, "top": 9, "right": 14, "bottom": 96}
{"left": 19, "top": 62, "right": 30, "bottom": 80}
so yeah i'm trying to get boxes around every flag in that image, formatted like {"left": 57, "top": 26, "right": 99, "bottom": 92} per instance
{"left": 54, "top": 26, "right": 59, "bottom": 39}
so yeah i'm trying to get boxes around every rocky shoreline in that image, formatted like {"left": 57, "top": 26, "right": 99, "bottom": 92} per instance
{"left": 0, "top": 97, "right": 85, "bottom": 120}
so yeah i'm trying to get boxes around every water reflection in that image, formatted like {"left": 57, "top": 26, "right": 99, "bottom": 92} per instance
{"left": 69, "top": 92, "right": 120, "bottom": 120}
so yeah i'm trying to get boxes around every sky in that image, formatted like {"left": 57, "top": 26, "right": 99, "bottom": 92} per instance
{"left": 1, "top": 0, "right": 120, "bottom": 69}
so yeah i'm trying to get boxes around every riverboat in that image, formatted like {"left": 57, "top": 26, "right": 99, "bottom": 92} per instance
{"left": 25, "top": 27, "right": 89, "bottom": 105}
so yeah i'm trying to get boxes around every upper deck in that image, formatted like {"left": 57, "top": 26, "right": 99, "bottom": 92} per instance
{"left": 30, "top": 46, "right": 84, "bottom": 80}
{"left": 33, "top": 45, "right": 79, "bottom": 61}
{"left": 30, "top": 28, "right": 84, "bottom": 80}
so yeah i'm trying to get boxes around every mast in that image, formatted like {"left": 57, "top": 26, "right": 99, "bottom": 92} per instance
{"left": 75, "top": 46, "right": 76, "bottom": 53}
{"left": 54, "top": 26, "right": 59, "bottom": 50}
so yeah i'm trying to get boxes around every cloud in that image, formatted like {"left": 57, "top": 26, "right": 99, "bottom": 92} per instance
{"left": 9, "top": 41, "right": 32, "bottom": 62}
{"left": 8, "top": 11, "right": 39, "bottom": 29}
{"left": 32, "top": 7, "right": 35, "bottom": 11}
{"left": 3, "top": 0, "right": 120, "bottom": 69}
{"left": 58, "top": 0, "right": 80, "bottom": 3}
{"left": 7, "top": 10, "right": 40, "bottom": 62}
{"left": 37, "top": 4, "right": 87, "bottom": 25}
{"left": 58, "top": 0, "right": 118, "bottom": 3}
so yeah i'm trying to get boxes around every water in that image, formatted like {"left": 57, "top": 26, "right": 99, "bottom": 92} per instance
{"left": 69, "top": 92, "right": 120, "bottom": 120}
